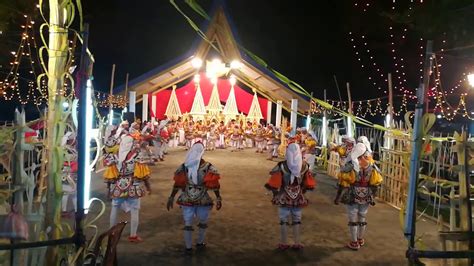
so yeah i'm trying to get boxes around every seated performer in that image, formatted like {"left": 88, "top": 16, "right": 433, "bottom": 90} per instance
{"left": 107, "top": 131, "right": 151, "bottom": 243}
{"left": 166, "top": 142, "right": 222, "bottom": 253}
{"left": 334, "top": 143, "right": 383, "bottom": 250}
{"left": 265, "top": 143, "right": 316, "bottom": 250}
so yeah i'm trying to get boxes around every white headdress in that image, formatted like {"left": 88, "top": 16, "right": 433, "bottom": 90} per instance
{"left": 184, "top": 142, "right": 205, "bottom": 185}
{"left": 350, "top": 143, "right": 367, "bottom": 173}
{"left": 286, "top": 143, "right": 303, "bottom": 184}
{"left": 357, "top": 136, "right": 372, "bottom": 153}
{"left": 341, "top": 135, "right": 355, "bottom": 144}
{"left": 118, "top": 135, "right": 134, "bottom": 171}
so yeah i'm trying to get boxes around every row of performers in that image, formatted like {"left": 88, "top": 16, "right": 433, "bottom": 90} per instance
{"left": 143, "top": 118, "right": 320, "bottom": 163}
{"left": 100, "top": 136, "right": 382, "bottom": 253}
{"left": 101, "top": 138, "right": 318, "bottom": 251}
{"left": 61, "top": 118, "right": 382, "bottom": 252}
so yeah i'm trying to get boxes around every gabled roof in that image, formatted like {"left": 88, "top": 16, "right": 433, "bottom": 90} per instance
{"left": 116, "top": 0, "right": 310, "bottom": 113}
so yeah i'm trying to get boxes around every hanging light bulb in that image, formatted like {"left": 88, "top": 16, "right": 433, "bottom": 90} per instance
{"left": 230, "top": 60, "right": 241, "bottom": 69}
{"left": 191, "top": 57, "right": 203, "bottom": 69}
{"left": 468, "top": 73, "right": 474, "bottom": 88}
{"left": 229, "top": 75, "right": 236, "bottom": 86}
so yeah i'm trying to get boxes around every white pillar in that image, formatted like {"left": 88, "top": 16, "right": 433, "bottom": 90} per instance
{"left": 305, "top": 114, "right": 311, "bottom": 129}
{"left": 151, "top": 94, "right": 157, "bottom": 124}
{"left": 266, "top": 101, "right": 272, "bottom": 125}
{"left": 275, "top": 100, "right": 282, "bottom": 128}
{"left": 290, "top": 98, "right": 298, "bottom": 135}
{"left": 347, "top": 117, "right": 353, "bottom": 138}
{"left": 129, "top": 91, "right": 136, "bottom": 113}
{"left": 322, "top": 115, "right": 327, "bottom": 147}
{"left": 142, "top": 93, "right": 148, "bottom": 122}
{"left": 322, "top": 89, "right": 327, "bottom": 147}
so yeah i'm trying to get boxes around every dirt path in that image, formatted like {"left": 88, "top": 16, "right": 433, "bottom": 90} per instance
{"left": 89, "top": 148, "right": 440, "bottom": 266}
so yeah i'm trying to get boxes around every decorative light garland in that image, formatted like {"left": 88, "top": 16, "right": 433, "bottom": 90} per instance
{"left": 310, "top": 95, "right": 410, "bottom": 118}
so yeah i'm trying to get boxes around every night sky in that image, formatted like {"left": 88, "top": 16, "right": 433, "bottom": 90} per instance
{"left": 1, "top": 0, "right": 472, "bottom": 121}
{"left": 83, "top": 0, "right": 367, "bottom": 101}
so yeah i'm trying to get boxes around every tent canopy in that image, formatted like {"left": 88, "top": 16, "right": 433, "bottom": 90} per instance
{"left": 115, "top": 0, "right": 310, "bottom": 113}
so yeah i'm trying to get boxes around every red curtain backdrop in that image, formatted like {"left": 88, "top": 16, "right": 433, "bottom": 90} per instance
{"left": 150, "top": 74, "right": 268, "bottom": 120}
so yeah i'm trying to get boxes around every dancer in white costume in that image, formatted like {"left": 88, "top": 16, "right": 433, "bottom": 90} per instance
{"left": 167, "top": 142, "right": 222, "bottom": 253}
{"left": 265, "top": 143, "right": 316, "bottom": 250}
{"left": 108, "top": 131, "right": 151, "bottom": 243}
{"left": 254, "top": 124, "right": 266, "bottom": 153}
{"left": 217, "top": 121, "right": 226, "bottom": 148}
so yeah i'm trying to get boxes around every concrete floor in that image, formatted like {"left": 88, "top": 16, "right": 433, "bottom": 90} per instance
{"left": 87, "top": 147, "right": 442, "bottom": 266}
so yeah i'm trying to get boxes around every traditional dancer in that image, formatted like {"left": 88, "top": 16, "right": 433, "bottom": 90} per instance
{"left": 302, "top": 134, "right": 318, "bottom": 173}
{"left": 107, "top": 130, "right": 151, "bottom": 243}
{"left": 166, "top": 142, "right": 222, "bottom": 253}
{"left": 103, "top": 125, "right": 120, "bottom": 191}
{"left": 185, "top": 121, "right": 195, "bottom": 150}
{"left": 230, "top": 124, "right": 242, "bottom": 151}
{"left": 115, "top": 120, "right": 129, "bottom": 139}
{"left": 217, "top": 121, "right": 226, "bottom": 148}
{"left": 244, "top": 121, "right": 254, "bottom": 148}
{"left": 332, "top": 135, "right": 356, "bottom": 204}
{"left": 357, "top": 136, "right": 374, "bottom": 163}
{"left": 177, "top": 118, "right": 186, "bottom": 146}
{"left": 159, "top": 119, "right": 170, "bottom": 155}
{"left": 267, "top": 126, "right": 282, "bottom": 160}
{"left": 206, "top": 123, "right": 217, "bottom": 151}
{"left": 333, "top": 135, "right": 355, "bottom": 167}
{"left": 334, "top": 143, "right": 383, "bottom": 250}
{"left": 265, "top": 143, "right": 316, "bottom": 250}
{"left": 152, "top": 121, "right": 164, "bottom": 161}
{"left": 254, "top": 124, "right": 266, "bottom": 153}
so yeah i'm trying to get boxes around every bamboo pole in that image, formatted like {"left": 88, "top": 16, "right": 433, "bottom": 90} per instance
{"left": 45, "top": 0, "right": 69, "bottom": 263}
{"left": 388, "top": 73, "right": 393, "bottom": 126}
{"left": 125, "top": 72, "right": 129, "bottom": 96}
{"left": 457, "top": 132, "right": 472, "bottom": 265}
{"left": 108, "top": 64, "right": 116, "bottom": 124}
{"left": 346, "top": 82, "right": 353, "bottom": 137}
{"left": 322, "top": 89, "right": 327, "bottom": 147}
{"left": 405, "top": 40, "right": 433, "bottom": 264}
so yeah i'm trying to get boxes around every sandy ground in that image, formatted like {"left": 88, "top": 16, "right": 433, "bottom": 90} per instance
{"left": 87, "top": 147, "right": 442, "bottom": 266}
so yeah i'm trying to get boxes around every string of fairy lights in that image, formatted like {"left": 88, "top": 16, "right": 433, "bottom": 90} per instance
{"left": 0, "top": 11, "right": 128, "bottom": 108}
{"left": 0, "top": 15, "right": 43, "bottom": 105}
{"left": 95, "top": 92, "right": 127, "bottom": 108}
{"left": 309, "top": 95, "right": 409, "bottom": 118}
{"left": 349, "top": 0, "right": 473, "bottom": 121}
{"left": 0, "top": 2, "right": 471, "bottom": 122}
